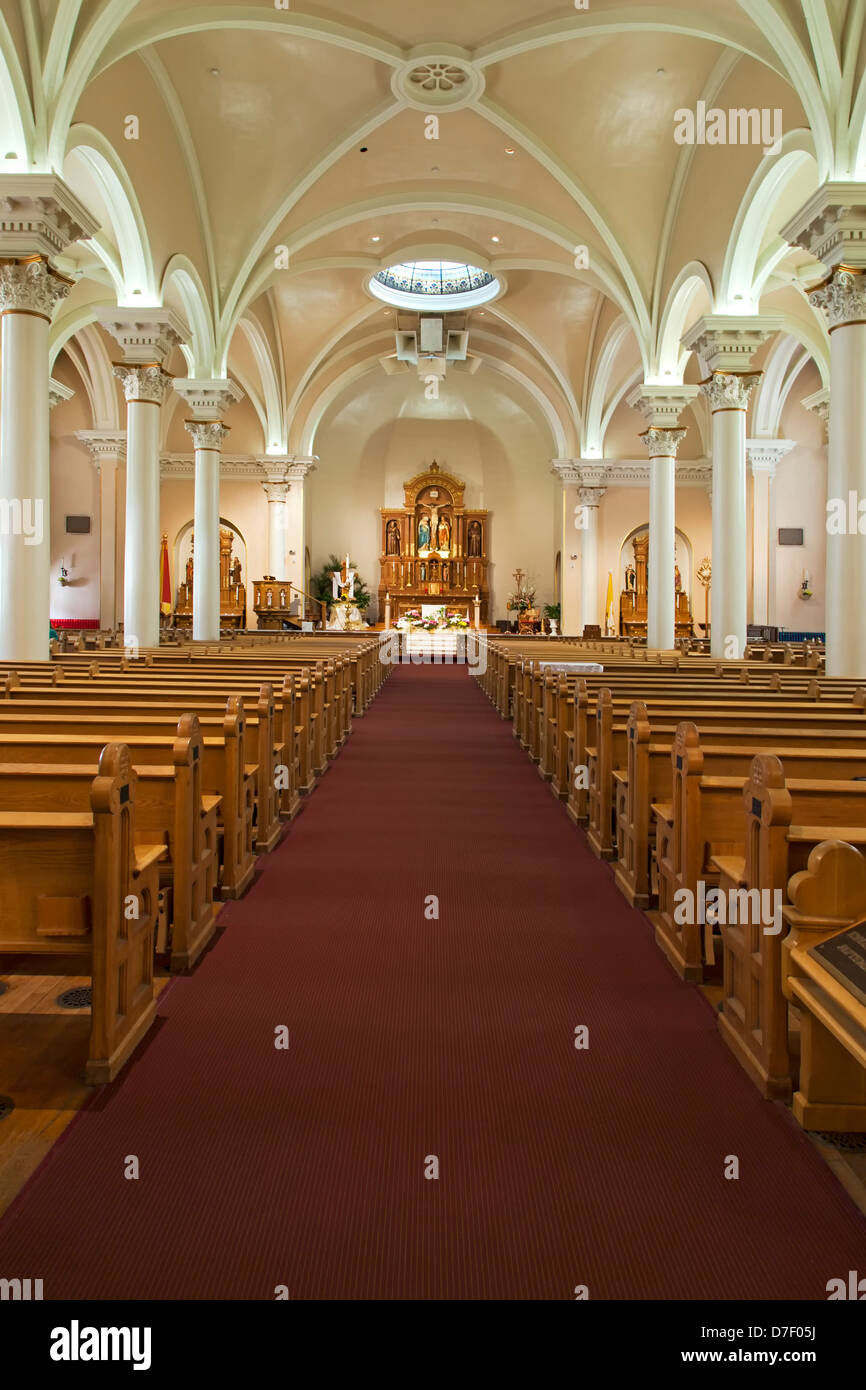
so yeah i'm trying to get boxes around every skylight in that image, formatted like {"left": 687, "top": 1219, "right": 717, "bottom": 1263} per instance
{"left": 369, "top": 260, "right": 501, "bottom": 311}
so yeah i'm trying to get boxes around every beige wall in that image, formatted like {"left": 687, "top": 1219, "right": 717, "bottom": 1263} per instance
{"left": 49, "top": 378, "right": 100, "bottom": 624}
{"left": 309, "top": 368, "right": 560, "bottom": 622}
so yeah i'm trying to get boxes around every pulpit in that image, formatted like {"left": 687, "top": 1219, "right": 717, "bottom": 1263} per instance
{"left": 379, "top": 462, "right": 490, "bottom": 625}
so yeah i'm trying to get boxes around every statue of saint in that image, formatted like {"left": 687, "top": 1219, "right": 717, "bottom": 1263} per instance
{"left": 437, "top": 515, "right": 451, "bottom": 551}
{"left": 674, "top": 564, "right": 682, "bottom": 593}
{"left": 418, "top": 515, "right": 431, "bottom": 550}
{"left": 386, "top": 521, "right": 400, "bottom": 555}
{"left": 468, "top": 522, "right": 481, "bottom": 557}
{"left": 186, "top": 549, "right": 194, "bottom": 587}
{"left": 625, "top": 563, "right": 636, "bottom": 592}
{"left": 232, "top": 557, "right": 242, "bottom": 586}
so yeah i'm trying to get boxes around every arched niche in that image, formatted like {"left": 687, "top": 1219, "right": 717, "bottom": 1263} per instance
{"left": 618, "top": 523, "right": 693, "bottom": 600}
{"left": 174, "top": 517, "right": 247, "bottom": 594}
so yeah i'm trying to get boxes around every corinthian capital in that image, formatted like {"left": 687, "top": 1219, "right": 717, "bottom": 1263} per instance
{"left": 700, "top": 371, "right": 762, "bottom": 413}
{"left": 262, "top": 481, "right": 290, "bottom": 504}
{"left": 185, "top": 419, "right": 230, "bottom": 451}
{"left": 577, "top": 486, "right": 606, "bottom": 508}
{"left": 809, "top": 266, "right": 866, "bottom": 330}
{"left": 0, "top": 257, "right": 72, "bottom": 319}
{"left": 639, "top": 427, "right": 687, "bottom": 459}
{"left": 114, "top": 363, "right": 174, "bottom": 406}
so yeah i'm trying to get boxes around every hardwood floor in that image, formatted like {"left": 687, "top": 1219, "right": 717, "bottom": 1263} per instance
{"left": 0, "top": 958, "right": 171, "bottom": 1217}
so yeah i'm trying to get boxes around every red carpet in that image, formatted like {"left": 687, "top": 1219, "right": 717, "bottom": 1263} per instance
{"left": 2, "top": 663, "right": 865, "bottom": 1299}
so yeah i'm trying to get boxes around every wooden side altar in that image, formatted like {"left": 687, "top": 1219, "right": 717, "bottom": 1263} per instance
{"left": 174, "top": 527, "right": 245, "bottom": 629}
{"left": 619, "top": 532, "right": 693, "bottom": 638}
{"left": 378, "top": 462, "right": 490, "bottom": 623}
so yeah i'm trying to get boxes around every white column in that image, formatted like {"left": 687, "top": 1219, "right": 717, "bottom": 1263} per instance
{"left": 285, "top": 460, "right": 315, "bottom": 595}
{"left": 76, "top": 432, "right": 126, "bottom": 631}
{"left": 0, "top": 260, "right": 72, "bottom": 659}
{"left": 175, "top": 379, "right": 244, "bottom": 643}
{"left": 628, "top": 385, "right": 698, "bottom": 651}
{"left": 747, "top": 441, "right": 794, "bottom": 629}
{"left": 262, "top": 482, "right": 289, "bottom": 577}
{"left": 682, "top": 317, "right": 781, "bottom": 660}
{"left": 641, "top": 430, "right": 686, "bottom": 649}
{"left": 784, "top": 184, "right": 866, "bottom": 673}
{"left": 577, "top": 486, "right": 605, "bottom": 629}
{"left": 114, "top": 365, "right": 173, "bottom": 649}
{"left": 186, "top": 422, "right": 229, "bottom": 640}
{"left": 99, "top": 311, "right": 189, "bottom": 651}
{"left": 810, "top": 270, "right": 866, "bottom": 674}
{"left": 551, "top": 459, "right": 582, "bottom": 636}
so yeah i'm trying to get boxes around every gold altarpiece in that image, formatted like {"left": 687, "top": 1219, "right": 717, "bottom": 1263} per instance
{"left": 174, "top": 527, "right": 245, "bottom": 629}
{"left": 619, "top": 532, "right": 693, "bottom": 638}
{"left": 378, "top": 462, "right": 490, "bottom": 623}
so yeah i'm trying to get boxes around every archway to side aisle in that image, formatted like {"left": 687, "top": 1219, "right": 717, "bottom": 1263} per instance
{"left": 1, "top": 665, "right": 864, "bottom": 1298}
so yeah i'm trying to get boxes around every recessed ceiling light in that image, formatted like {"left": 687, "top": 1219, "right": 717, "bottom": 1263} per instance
{"left": 431, "top": 166, "right": 440, "bottom": 173}
{"left": 432, "top": 218, "right": 439, "bottom": 224}
{"left": 657, "top": 67, "right": 666, "bottom": 75}
{"left": 371, "top": 235, "right": 381, "bottom": 242}
{"left": 505, "top": 147, "right": 516, "bottom": 155}
{"left": 491, "top": 235, "right": 500, "bottom": 243}
{"left": 209, "top": 68, "right": 220, "bottom": 76}
{"left": 359, "top": 146, "right": 368, "bottom": 153}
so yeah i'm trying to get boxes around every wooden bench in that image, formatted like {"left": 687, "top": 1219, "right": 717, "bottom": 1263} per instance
{"left": 0, "top": 744, "right": 165, "bottom": 1083}
{"left": 0, "top": 702, "right": 255, "bottom": 900}
{"left": 647, "top": 724, "right": 866, "bottom": 982}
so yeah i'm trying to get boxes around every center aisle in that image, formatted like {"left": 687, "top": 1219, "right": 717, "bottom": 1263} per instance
{"left": 2, "top": 663, "right": 865, "bottom": 1299}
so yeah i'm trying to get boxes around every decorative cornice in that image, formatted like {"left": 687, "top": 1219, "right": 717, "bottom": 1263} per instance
{"left": 174, "top": 377, "right": 244, "bottom": 420}
{"left": 681, "top": 315, "right": 783, "bottom": 373}
{"left": 286, "top": 459, "right": 316, "bottom": 480}
{"left": 553, "top": 457, "right": 712, "bottom": 488}
{"left": 802, "top": 387, "right": 830, "bottom": 438}
{"left": 699, "top": 370, "right": 762, "bottom": 413}
{"left": 551, "top": 459, "right": 582, "bottom": 486}
{"left": 0, "top": 175, "right": 100, "bottom": 257}
{"left": 160, "top": 453, "right": 272, "bottom": 480}
{"left": 747, "top": 439, "right": 795, "bottom": 476}
{"left": 185, "top": 419, "right": 230, "bottom": 451}
{"left": 76, "top": 430, "right": 126, "bottom": 471}
{"left": 98, "top": 308, "right": 188, "bottom": 365}
{"left": 808, "top": 265, "right": 866, "bottom": 330}
{"left": 627, "top": 384, "right": 699, "bottom": 429}
{"left": 0, "top": 257, "right": 72, "bottom": 318}
{"left": 114, "top": 363, "right": 174, "bottom": 406}
{"left": 49, "top": 377, "right": 74, "bottom": 410}
{"left": 638, "top": 427, "right": 687, "bottom": 459}
{"left": 781, "top": 183, "right": 866, "bottom": 271}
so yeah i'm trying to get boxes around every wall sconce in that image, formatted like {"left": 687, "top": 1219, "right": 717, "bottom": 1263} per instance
{"left": 59, "top": 559, "right": 71, "bottom": 587}
{"left": 799, "top": 569, "right": 812, "bottom": 599}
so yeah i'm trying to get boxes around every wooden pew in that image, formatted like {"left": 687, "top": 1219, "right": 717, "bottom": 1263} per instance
{"left": 0, "top": 682, "right": 283, "bottom": 851}
{"left": 713, "top": 756, "right": 866, "bottom": 1101}
{"left": 648, "top": 725, "right": 866, "bottom": 982}
{"left": 0, "top": 701, "right": 255, "bottom": 899}
{"left": 0, "top": 744, "right": 165, "bottom": 1083}
{"left": 0, "top": 714, "right": 218, "bottom": 973}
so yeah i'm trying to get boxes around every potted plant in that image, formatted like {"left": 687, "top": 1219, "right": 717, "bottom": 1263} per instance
{"left": 543, "top": 602, "right": 561, "bottom": 635}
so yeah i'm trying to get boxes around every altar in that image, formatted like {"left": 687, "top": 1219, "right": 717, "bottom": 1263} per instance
{"left": 379, "top": 462, "right": 490, "bottom": 625}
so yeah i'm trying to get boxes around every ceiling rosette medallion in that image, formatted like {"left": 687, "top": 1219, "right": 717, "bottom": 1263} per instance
{"left": 392, "top": 51, "right": 485, "bottom": 111}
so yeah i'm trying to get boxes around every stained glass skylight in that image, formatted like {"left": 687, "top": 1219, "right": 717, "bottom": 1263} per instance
{"left": 369, "top": 260, "right": 501, "bottom": 310}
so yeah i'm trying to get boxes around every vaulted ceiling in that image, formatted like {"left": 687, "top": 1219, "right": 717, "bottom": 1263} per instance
{"left": 2, "top": 0, "right": 860, "bottom": 457}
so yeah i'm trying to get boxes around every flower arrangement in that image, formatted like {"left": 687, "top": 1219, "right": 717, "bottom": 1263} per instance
{"left": 446, "top": 611, "right": 469, "bottom": 629}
